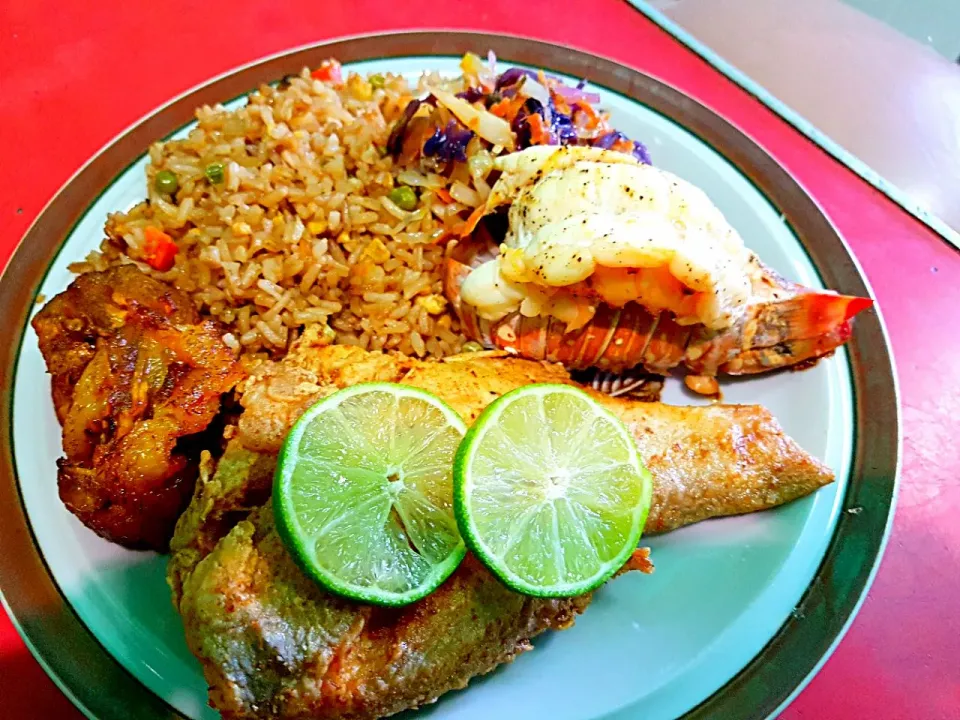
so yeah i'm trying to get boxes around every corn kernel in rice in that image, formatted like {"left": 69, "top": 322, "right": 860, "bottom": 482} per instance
{"left": 416, "top": 294, "right": 446, "bottom": 315}
{"left": 77, "top": 64, "right": 469, "bottom": 359}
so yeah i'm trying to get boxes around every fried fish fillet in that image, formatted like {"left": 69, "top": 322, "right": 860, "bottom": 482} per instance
{"left": 169, "top": 337, "right": 834, "bottom": 719}
{"left": 179, "top": 504, "right": 652, "bottom": 720}
{"left": 32, "top": 266, "right": 244, "bottom": 549}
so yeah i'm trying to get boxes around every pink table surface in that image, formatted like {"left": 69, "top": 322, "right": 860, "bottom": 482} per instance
{"left": 1, "top": 1, "right": 958, "bottom": 718}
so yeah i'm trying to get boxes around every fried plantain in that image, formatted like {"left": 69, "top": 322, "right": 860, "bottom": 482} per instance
{"left": 32, "top": 266, "right": 245, "bottom": 550}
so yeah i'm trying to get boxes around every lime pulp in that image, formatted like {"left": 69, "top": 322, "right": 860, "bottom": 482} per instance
{"left": 453, "top": 384, "right": 652, "bottom": 597}
{"left": 274, "top": 383, "right": 467, "bottom": 607}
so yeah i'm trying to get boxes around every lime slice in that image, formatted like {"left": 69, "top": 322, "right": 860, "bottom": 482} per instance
{"left": 274, "top": 383, "right": 467, "bottom": 607}
{"left": 453, "top": 384, "right": 652, "bottom": 597}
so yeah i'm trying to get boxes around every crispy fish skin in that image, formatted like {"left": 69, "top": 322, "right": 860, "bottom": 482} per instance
{"left": 169, "top": 339, "right": 833, "bottom": 719}
{"left": 180, "top": 506, "right": 637, "bottom": 720}
{"left": 234, "top": 341, "right": 834, "bottom": 533}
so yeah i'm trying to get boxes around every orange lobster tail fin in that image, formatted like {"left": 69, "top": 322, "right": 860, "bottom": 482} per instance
{"left": 721, "top": 291, "right": 872, "bottom": 375}
{"left": 722, "top": 320, "right": 854, "bottom": 375}
{"left": 794, "top": 292, "right": 873, "bottom": 337}
{"left": 752, "top": 291, "right": 872, "bottom": 347}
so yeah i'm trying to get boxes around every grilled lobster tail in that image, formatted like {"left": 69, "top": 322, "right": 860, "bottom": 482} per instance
{"left": 444, "top": 241, "right": 873, "bottom": 387}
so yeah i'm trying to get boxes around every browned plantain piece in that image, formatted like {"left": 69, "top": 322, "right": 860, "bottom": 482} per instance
{"left": 32, "top": 266, "right": 245, "bottom": 550}
{"left": 168, "top": 333, "right": 833, "bottom": 719}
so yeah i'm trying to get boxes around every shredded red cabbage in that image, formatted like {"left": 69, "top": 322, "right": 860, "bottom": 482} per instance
{"left": 511, "top": 98, "right": 542, "bottom": 147}
{"left": 511, "top": 98, "right": 568, "bottom": 147}
{"left": 496, "top": 67, "right": 600, "bottom": 103}
{"left": 593, "top": 131, "right": 627, "bottom": 149}
{"left": 387, "top": 99, "right": 424, "bottom": 155}
{"left": 513, "top": 99, "right": 628, "bottom": 151}
{"left": 422, "top": 120, "right": 474, "bottom": 162}
{"left": 495, "top": 67, "right": 534, "bottom": 89}
{"left": 389, "top": 68, "right": 652, "bottom": 165}
{"left": 548, "top": 98, "right": 577, "bottom": 144}
{"left": 456, "top": 87, "right": 485, "bottom": 103}
{"left": 631, "top": 140, "right": 652, "bottom": 165}
{"left": 593, "top": 131, "right": 652, "bottom": 164}
{"left": 552, "top": 84, "right": 601, "bottom": 104}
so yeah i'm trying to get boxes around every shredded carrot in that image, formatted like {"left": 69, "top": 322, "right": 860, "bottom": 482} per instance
{"left": 611, "top": 139, "right": 635, "bottom": 154}
{"left": 489, "top": 99, "right": 510, "bottom": 117}
{"left": 526, "top": 114, "right": 552, "bottom": 145}
{"left": 489, "top": 95, "right": 526, "bottom": 122}
{"left": 434, "top": 188, "right": 454, "bottom": 204}
{"left": 143, "top": 227, "right": 178, "bottom": 272}
{"left": 576, "top": 101, "right": 601, "bottom": 130}
{"left": 460, "top": 204, "right": 487, "bottom": 238}
{"left": 550, "top": 92, "right": 572, "bottom": 116}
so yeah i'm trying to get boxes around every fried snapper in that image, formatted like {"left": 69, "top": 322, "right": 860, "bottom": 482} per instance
{"left": 167, "top": 340, "right": 834, "bottom": 719}
{"left": 32, "top": 266, "right": 244, "bottom": 550}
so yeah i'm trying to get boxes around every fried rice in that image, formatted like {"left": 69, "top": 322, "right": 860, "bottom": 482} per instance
{"left": 73, "top": 65, "right": 479, "bottom": 363}
{"left": 71, "top": 54, "right": 647, "bottom": 366}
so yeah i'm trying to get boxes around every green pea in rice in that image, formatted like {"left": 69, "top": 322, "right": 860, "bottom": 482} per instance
{"left": 71, "top": 66, "right": 494, "bottom": 365}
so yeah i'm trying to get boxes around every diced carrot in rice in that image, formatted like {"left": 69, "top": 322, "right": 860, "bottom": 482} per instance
{"left": 73, "top": 63, "right": 509, "bottom": 358}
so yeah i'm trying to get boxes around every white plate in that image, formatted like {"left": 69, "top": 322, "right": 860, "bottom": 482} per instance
{"left": 0, "top": 33, "right": 898, "bottom": 720}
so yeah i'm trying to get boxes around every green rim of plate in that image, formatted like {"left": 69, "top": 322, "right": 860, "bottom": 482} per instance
{"left": 0, "top": 31, "right": 900, "bottom": 720}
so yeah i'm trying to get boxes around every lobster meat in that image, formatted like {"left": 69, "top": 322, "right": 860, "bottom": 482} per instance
{"left": 445, "top": 232, "right": 872, "bottom": 395}
{"left": 442, "top": 145, "right": 872, "bottom": 394}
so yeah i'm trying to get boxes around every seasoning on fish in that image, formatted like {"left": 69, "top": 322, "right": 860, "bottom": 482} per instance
{"left": 169, "top": 339, "right": 834, "bottom": 720}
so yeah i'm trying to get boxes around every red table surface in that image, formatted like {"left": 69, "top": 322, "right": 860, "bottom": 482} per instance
{"left": 1, "top": 1, "right": 958, "bottom": 718}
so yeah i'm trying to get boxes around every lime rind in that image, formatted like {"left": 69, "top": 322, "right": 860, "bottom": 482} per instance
{"left": 453, "top": 384, "right": 652, "bottom": 598}
{"left": 274, "top": 382, "right": 467, "bottom": 607}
